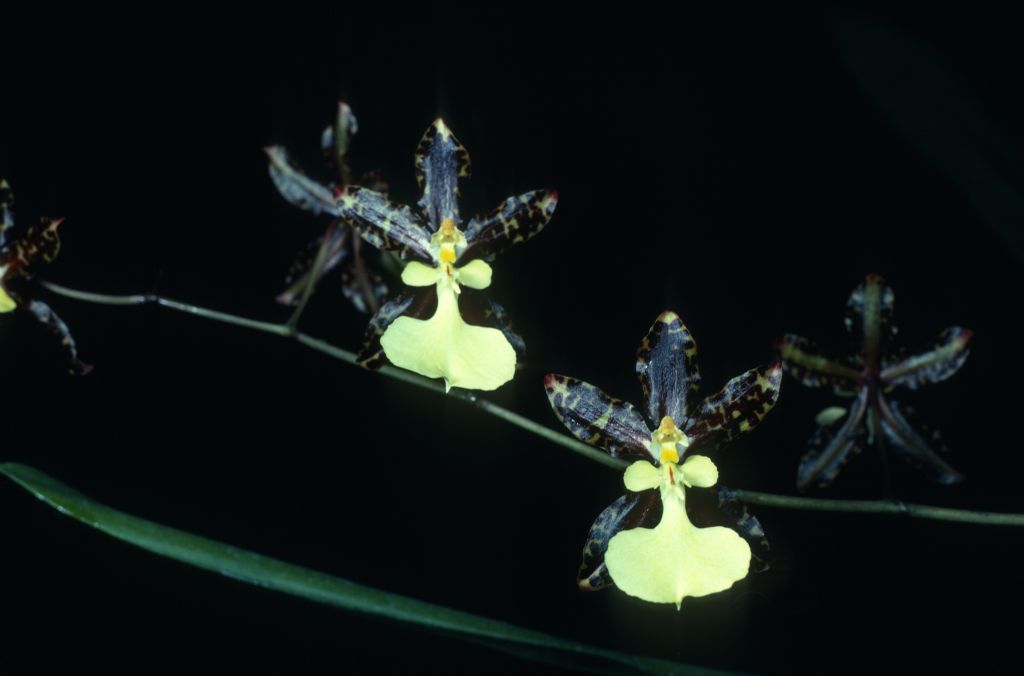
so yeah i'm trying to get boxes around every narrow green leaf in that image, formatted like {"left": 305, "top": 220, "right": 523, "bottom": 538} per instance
{"left": 1, "top": 462, "right": 720, "bottom": 676}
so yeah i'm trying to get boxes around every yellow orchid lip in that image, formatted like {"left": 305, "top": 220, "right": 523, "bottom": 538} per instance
{"left": 607, "top": 457, "right": 750, "bottom": 608}
{"left": 380, "top": 281, "right": 515, "bottom": 392}
{"left": 384, "top": 251, "right": 512, "bottom": 391}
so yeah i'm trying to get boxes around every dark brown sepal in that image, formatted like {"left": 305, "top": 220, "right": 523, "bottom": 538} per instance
{"left": 276, "top": 224, "right": 351, "bottom": 306}
{"left": 577, "top": 490, "right": 661, "bottom": 591}
{"left": 483, "top": 299, "right": 526, "bottom": 357}
{"left": 636, "top": 310, "right": 700, "bottom": 427}
{"left": 687, "top": 361, "right": 783, "bottom": 454}
{"left": 881, "top": 326, "right": 973, "bottom": 390}
{"left": 845, "top": 273, "right": 896, "bottom": 363}
{"left": 6, "top": 216, "right": 64, "bottom": 277}
{"left": 878, "top": 396, "right": 964, "bottom": 485}
{"left": 338, "top": 187, "right": 433, "bottom": 263}
{"left": 777, "top": 334, "right": 861, "bottom": 393}
{"left": 13, "top": 290, "right": 92, "bottom": 375}
{"left": 264, "top": 146, "right": 339, "bottom": 216}
{"left": 461, "top": 190, "right": 558, "bottom": 261}
{"left": 797, "top": 389, "right": 869, "bottom": 491}
{"left": 414, "top": 119, "right": 470, "bottom": 229}
{"left": 543, "top": 374, "right": 653, "bottom": 460}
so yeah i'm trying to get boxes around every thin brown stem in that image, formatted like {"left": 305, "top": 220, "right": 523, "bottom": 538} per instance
{"left": 39, "top": 279, "right": 1024, "bottom": 526}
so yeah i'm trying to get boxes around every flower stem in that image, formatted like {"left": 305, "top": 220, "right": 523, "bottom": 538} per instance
{"left": 40, "top": 279, "right": 1024, "bottom": 526}
{"left": 721, "top": 489, "right": 1024, "bottom": 526}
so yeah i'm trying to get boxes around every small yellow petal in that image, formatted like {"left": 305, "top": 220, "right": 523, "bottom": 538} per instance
{"left": 380, "top": 285, "right": 515, "bottom": 391}
{"left": 455, "top": 259, "right": 492, "bottom": 290}
{"left": 401, "top": 261, "right": 440, "bottom": 287}
{"left": 623, "top": 460, "right": 660, "bottom": 492}
{"left": 605, "top": 495, "right": 750, "bottom": 608}
{"left": 0, "top": 285, "right": 17, "bottom": 313}
{"left": 680, "top": 455, "right": 718, "bottom": 488}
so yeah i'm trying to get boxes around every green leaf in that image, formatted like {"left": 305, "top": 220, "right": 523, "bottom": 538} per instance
{"left": 1, "top": 462, "right": 721, "bottom": 676}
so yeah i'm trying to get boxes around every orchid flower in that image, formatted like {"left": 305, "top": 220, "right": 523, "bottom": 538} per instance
{"left": 265, "top": 102, "right": 390, "bottom": 314}
{"left": 0, "top": 180, "right": 90, "bottom": 374}
{"left": 778, "top": 273, "right": 972, "bottom": 490}
{"left": 545, "top": 311, "right": 781, "bottom": 608}
{"left": 340, "top": 119, "right": 557, "bottom": 392}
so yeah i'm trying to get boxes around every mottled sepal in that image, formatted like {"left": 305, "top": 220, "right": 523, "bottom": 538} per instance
{"left": 699, "top": 487, "right": 771, "bottom": 573}
{"left": 797, "top": 389, "right": 869, "bottom": 491}
{"left": 777, "top": 334, "right": 861, "bottom": 393}
{"left": 340, "top": 261, "right": 388, "bottom": 315}
{"left": 845, "top": 273, "right": 896, "bottom": 361}
{"left": 578, "top": 491, "right": 661, "bottom": 591}
{"left": 356, "top": 290, "right": 434, "bottom": 369}
{"left": 264, "top": 146, "right": 339, "bottom": 216}
{"left": 339, "top": 187, "right": 433, "bottom": 262}
{"left": 483, "top": 300, "right": 526, "bottom": 357}
{"left": 276, "top": 224, "right": 350, "bottom": 306}
{"left": 878, "top": 397, "right": 964, "bottom": 485}
{"left": 543, "top": 375, "right": 653, "bottom": 460}
{"left": 461, "top": 190, "right": 558, "bottom": 261}
{"left": 0, "top": 179, "right": 14, "bottom": 247}
{"left": 636, "top": 311, "right": 700, "bottom": 426}
{"left": 414, "top": 119, "right": 471, "bottom": 228}
{"left": 16, "top": 292, "right": 92, "bottom": 374}
{"left": 881, "top": 327, "right": 973, "bottom": 389}
{"left": 687, "top": 362, "right": 783, "bottom": 454}
{"left": 9, "top": 216, "right": 63, "bottom": 273}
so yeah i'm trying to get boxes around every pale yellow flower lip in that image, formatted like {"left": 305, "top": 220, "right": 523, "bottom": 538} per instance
{"left": 606, "top": 457, "right": 751, "bottom": 609}
{"left": 380, "top": 281, "right": 515, "bottom": 392}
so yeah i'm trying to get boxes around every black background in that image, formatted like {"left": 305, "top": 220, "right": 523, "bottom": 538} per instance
{"left": 2, "top": 5, "right": 1022, "bottom": 674}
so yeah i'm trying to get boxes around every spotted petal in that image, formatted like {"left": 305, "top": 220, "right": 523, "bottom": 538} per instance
{"left": 878, "top": 396, "right": 963, "bottom": 485}
{"left": 636, "top": 311, "right": 700, "bottom": 426}
{"left": 264, "top": 146, "right": 339, "bottom": 216}
{"left": 7, "top": 286, "right": 91, "bottom": 374}
{"left": 461, "top": 190, "right": 558, "bottom": 261}
{"left": 276, "top": 223, "right": 351, "bottom": 306}
{"left": 797, "top": 388, "right": 869, "bottom": 491}
{"left": 6, "top": 216, "right": 64, "bottom": 277}
{"left": 414, "top": 119, "right": 470, "bottom": 229}
{"left": 686, "top": 362, "right": 783, "bottom": 454}
{"left": 777, "top": 334, "right": 861, "bottom": 393}
{"left": 578, "top": 490, "right": 661, "bottom": 591}
{"left": 845, "top": 273, "right": 896, "bottom": 363}
{"left": 881, "top": 327, "right": 973, "bottom": 389}
{"left": 339, "top": 187, "right": 433, "bottom": 262}
{"left": 543, "top": 375, "right": 653, "bottom": 460}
